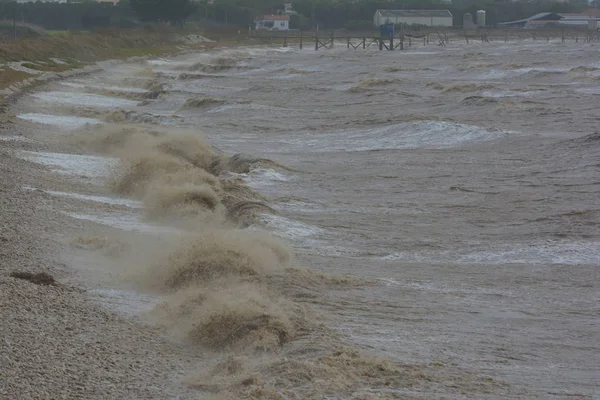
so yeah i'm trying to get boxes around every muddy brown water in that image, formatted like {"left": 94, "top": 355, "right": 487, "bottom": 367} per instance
{"left": 9, "top": 41, "right": 600, "bottom": 398}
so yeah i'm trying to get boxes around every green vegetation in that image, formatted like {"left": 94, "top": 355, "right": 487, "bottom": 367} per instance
{"left": 130, "top": 0, "right": 197, "bottom": 25}
{"left": 0, "top": 69, "right": 32, "bottom": 89}
{"left": 0, "top": 1, "right": 135, "bottom": 31}
{"left": 0, "top": 28, "right": 215, "bottom": 90}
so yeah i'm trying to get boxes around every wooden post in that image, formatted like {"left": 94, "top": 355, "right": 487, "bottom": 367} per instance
{"left": 315, "top": 36, "right": 318, "bottom": 50}
{"left": 363, "top": 37, "right": 366, "bottom": 49}
{"left": 408, "top": 36, "right": 411, "bottom": 47}
{"left": 465, "top": 34, "right": 469, "bottom": 44}
{"left": 379, "top": 39, "right": 383, "bottom": 50}
{"left": 300, "top": 31, "right": 303, "bottom": 49}
{"left": 331, "top": 31, "right": 334, "bottom": 48}
{"left": 347, "top": 37, "right": 350, "bottom": 49}
{"left": 400, "top": 34, "right": 403, "bottom": 50}
{"left": 561, "top": 29, "right": 565, "bottom": 43}
{"left": 424, "top": 37, "right": 426, "bottom": 46}
{"left": 283, "top": 31, "right": 288, "bottom": 47}
{"left": 390, "top": 35, "right": 394, "bottom": 51}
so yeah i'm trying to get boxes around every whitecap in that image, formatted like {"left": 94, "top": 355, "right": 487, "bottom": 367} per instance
{"left": 293, "top": 121, "right": 513, "bottom": 152}
{"left": 32, "top": 91, "right": 138, "bottom": 108}
{"left": 63, "top": 212, "right": 181, "bottom": 234}
{"left": 17, "top": 113, "right": 102, "bottom": 129}
{"left": 19, "top": 151, "right": 117, "bottom": 178}
{"left": 256, "top": 214, "right": 324, "bottom": 240}
{"left": 24, "top": 187, "right": 141, "bottom": 208}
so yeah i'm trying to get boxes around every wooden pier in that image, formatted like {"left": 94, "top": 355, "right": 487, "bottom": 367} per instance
{"left": 250, "top": 27, "right": 600, "bottom": 50}
{"left": 252, "top": 31, "right": 412, "bottom": 51}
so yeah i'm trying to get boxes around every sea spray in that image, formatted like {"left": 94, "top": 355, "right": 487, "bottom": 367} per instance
{"left": 59, "top": 93, "right": 502, "bottom": 399}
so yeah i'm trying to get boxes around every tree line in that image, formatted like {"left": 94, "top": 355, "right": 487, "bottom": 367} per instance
{"left": 200, "top": 0, "right": 588, "bottom": 28}
{"left": 0, "top": 0, "right": 590, "bottom": 32}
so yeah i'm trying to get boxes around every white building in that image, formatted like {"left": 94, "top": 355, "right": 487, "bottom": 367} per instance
{"left": 283, "top": 3, "right": 297, "bottom": 16}
{"left": 255, "top": 15, "right": 290, "bottom": 31}
{"left": 373, "top": 9, "right": 453, "bottom": 27}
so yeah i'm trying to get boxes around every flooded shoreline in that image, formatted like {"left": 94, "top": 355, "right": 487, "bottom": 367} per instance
{"left": 2, "top": 41, "right": 598, "bottom": 399}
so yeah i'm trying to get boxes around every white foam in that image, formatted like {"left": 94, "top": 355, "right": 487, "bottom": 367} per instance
{"left": 457, "top": 241, "right": 600, "bottom": 265}
{"left": 478, "top": 67, "right": 568, "bottom": 80}
{"left": 145, "top": 58, "right": 171, "bottom": 66}
{"left": 20, "top": 151, "right": 117, "bottom": 178}
{"left": 293, "top": 121, "right": 512, "bottom": 152}
{"left": 479, "top": 90, "right": 540, "bottom": 98}
{"left": 32, "top": 91, "right": 138, "bottom": 108}
{"left": 377, "top": 277, "right": 402, "bottom": 286}
{"left": 0, "top": 135, "right": 31, "bottom": 143}
{"left": 26, "top": 187, "right": 142, "bottom": 208}
{"left": 59, "top": 81, "right": 149, "bottom": 94}
{"left": 63, "top": 212, "right": 181, "bottom": 234}
{"left": 402, "top": 51, "right": 441, "bottom": 55}
{"left": 301, "top": 241, "right": 366, "bottom": 258}
{"left": 17, "top": 113, "right": 102, "bottom": 129}
{"left": 206, "top": 102, "right": 283, "bottom": 114}
{"left": 575, "top": 87, "right": 600, "bottom": 95}
{"left": 243, "top": 168, "right": 290, "bottom": 189}
{"left": 380, "top": 240, "right": 600, "bottom": 266}
{"left": 273, "top": 198, "right": 326, "bottom": 213}
{"left": 257, "top": 214, "right": 323, "bottom": 240}
{"left": 89, "top": 288, "right": 159, "bottom": 318}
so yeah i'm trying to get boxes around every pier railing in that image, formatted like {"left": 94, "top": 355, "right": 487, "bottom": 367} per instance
{"left": 248, "top": 27, "right": 600, "bottom": 50}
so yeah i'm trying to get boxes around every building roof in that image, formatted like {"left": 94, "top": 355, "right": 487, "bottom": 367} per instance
{"left": 558, "top": 13, "right": 587, "bottom": 17}
{"left": 261, "top": 15, "right": 290, "bottom": 21}
{"left": 525, "top": 20, "right": 560, "bottom": 27}
{"left": 558, "top": 13, "right": 600, "bottom": 21}
{"left": 375, "top": 9, "right": 453, "bottom": 18}
{"left": 498, "top": 12, "right": 562, "bottom": 25}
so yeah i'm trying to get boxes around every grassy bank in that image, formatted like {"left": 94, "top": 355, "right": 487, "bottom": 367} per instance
{"left": 0, "top": 28, "right": 215, "bottom": 91}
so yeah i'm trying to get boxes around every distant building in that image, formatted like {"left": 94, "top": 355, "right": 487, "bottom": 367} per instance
{"left": 373, "top": 9, "right": 453, "bottom": 27}
{"left": 255, "top": 15, "right": 290, "bottom": 31}
{"left": 498, "top": 12, "right": 600, "bottom": 28}
{"left": 497, "top": 12, "right": 563, "bottom": 28}
{"left": 558, "top": 13, "right": 591, "bottom": 26}
{"left": 463, "top": 12, "right": 476, "bottom": 29}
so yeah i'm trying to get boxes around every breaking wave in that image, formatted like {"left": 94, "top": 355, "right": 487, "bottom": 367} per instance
{"left": 185, "top": 52, "right": 252, "bottom": 74}
{"left": 181, "top": 97, "right": 226, "bottom": 109}
{"left": 442, "top": 83, "right": 494, "bottom": 93}
{"left": 348, "top": 76, "right": 404, "bottom": 92}
{"left": 53, "top": 52, "right": 515, "bottom": 399}
{"left": 65, "top": 124, "right": 278, "bottom": 226}
{"left": 283, "top": 121, "right": 513, "bottom": 152}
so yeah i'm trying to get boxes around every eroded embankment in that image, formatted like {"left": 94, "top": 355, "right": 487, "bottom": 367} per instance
{"left": 0, "top": 28, "right": 213, "bottom": 102}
